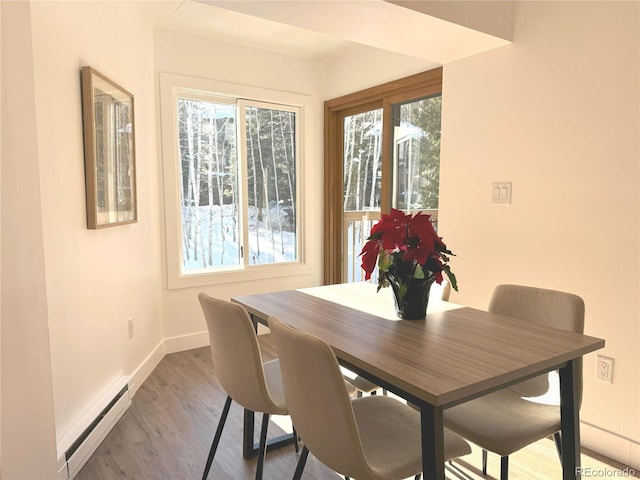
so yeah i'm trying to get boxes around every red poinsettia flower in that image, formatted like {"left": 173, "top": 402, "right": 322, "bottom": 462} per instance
{"left": 359, "top": 208, "right": 457, "bottom": 291}
{"left": 360, "top": 239, "right": 381, "bottom": 281}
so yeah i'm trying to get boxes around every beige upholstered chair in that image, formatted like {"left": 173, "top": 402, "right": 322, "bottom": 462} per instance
{"left": 343, "top": 375, "right": 386, "bottom": 398}
{"left": 268, "top": 314, "right": 471, "bottom": 480}
{"left": 444, "top": 285, "right": 585, "bottom": 480}
{"left": 346, "top": 280, "right": 451, "bottom": 398}
{"left": 198, "top": 293, "right": 296, "bottom": 480}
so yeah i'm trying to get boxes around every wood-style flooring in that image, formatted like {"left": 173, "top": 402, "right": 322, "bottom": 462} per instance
{"left": 77, "top": 337, "right": 637, "bottom": 480}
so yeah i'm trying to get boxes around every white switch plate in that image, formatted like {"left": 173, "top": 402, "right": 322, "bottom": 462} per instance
{"left": 492, "top": 182, "right": 512, "bottom": 204}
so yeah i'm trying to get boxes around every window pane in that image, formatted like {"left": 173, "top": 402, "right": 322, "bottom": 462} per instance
{"left": 244, "top": 106, "right": 297, "bottom": 265}
{"left": 343, "top": 109, "right": 383, "bottom": 212}
{"left": 177, "top": 97, "right": 240, "bottom": 272}
{"left": 392, "top": 95, "right": 441, "bottom": 225}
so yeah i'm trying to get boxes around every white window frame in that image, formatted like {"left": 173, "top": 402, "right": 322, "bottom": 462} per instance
{"left": 159, "top": 73, "right": 310, "bottom": 289}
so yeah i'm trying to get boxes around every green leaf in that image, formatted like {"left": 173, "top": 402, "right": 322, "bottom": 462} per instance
{"left": 442, "top": 265, "right": 458, "bottom": 291}
{"left": 378, "top": 251, "right": 392, "bottom": 272}
{"left": 414, "top": 264, "right": 425, "bottom": 280}
{"left": 397, "top": 282, "right": 408, "bottom": 302}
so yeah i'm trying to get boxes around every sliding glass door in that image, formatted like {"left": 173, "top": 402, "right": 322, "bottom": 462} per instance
{"left": 324, "top": 68, "right": 443, "bottom": 284}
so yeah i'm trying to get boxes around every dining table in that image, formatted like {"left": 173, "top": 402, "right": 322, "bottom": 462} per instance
{"left": 232, "top": 282, "right": 605, "bottom": 480}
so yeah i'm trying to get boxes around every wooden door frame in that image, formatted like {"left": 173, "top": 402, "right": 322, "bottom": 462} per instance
{"left": 323, "top": 68, "right": 443, "bottom": 285}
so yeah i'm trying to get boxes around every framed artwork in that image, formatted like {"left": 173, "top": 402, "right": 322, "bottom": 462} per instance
{"left": 81, "top": 66, "right": 137, "bottom": 229}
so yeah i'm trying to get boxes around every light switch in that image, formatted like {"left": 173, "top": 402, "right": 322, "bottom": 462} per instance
{"left": 491, "top": 182, "right": 512, "bottom": 205}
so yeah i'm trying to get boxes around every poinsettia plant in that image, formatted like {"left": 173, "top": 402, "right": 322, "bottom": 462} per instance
{"left": 360, "top": 208, "right": 457, "bottom": 299}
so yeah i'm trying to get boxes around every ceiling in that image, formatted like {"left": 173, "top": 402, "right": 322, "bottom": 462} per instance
{"left": 136, "top": 1, "right": 360, "bottom": 59}
{"left": 136, "top": 0, "right": 512, "bottom": 63}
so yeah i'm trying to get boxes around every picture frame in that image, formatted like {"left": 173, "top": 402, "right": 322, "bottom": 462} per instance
{"left": 81, "top": 66, "right": 137, "bottom": 229}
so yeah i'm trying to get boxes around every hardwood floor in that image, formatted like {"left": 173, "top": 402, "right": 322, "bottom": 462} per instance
{"left": 78, "top": 339, "right": 636, "bottom": 479}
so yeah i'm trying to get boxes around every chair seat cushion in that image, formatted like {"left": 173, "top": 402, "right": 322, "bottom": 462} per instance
{"left": 353, "top": 396, "right": 471, "bottom": 479}
{"left": 346, "top": 375, "right": 380, "bottom": 394}
{"left": 444, "top": 388, "right": 560, "bottom": 456}
{"left": 262, "top": 359, "right": 289, "bottom": 414}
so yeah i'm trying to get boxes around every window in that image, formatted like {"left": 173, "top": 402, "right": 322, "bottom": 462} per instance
{"left": 160, "top": 74, "right": 309, "bottom": 288}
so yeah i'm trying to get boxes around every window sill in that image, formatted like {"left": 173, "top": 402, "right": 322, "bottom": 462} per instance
{"left": 166, "top": 262, "right": 313, "bottom": 290}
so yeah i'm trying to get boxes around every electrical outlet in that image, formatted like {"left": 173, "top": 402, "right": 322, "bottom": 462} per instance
{"left": 491, "top": 182, "right": 512, "bottom": 204}
{"left": 596, "top": 355, "right": 614, "bottom": 383}
{"left": 128, "top": 317, "right": 135, "bottom": 339}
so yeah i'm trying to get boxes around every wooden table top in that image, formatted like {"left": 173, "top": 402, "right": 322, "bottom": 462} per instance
{"left": 233, "top": 283, "right": 605, "bottom": 407}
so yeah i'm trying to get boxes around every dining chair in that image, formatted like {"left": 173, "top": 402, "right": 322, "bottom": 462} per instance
{"left": 345, "top": 279, "right": 451, "bottom": 398}
{"left": 198, "top": 293, "right": 297, "bottom": 480}
{"left": 443, "top": 284, "right": 585, "bottom": 480}
{"left": 268, "top": 314, "right": 471, "bottom": 480}
{"left": 343, "top": 375, "right": 386, "bottom": 398}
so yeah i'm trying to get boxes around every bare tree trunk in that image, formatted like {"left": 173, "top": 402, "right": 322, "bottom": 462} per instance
{"left": 246, "top": 108, "right": 260, "bottom": 260}
{"left": 369, "top": 110, "right": 381, "bottom": 208}
{"left": 205, "top": 104, "right": 228, "bottom": 266}
{"left": 269, "top": 110, "right": 285, "bottom": 254}
{"left": 254, "top": 109, "right": 275, "bottom": 261}
{"left": 194, "top": 104, "right": 204, "bottom": 267}
{"left": 343, "top": 117, "right": 354, "bottom": 210}
{"left": 283, "top": 111, "right": 295, "bottom": 228}
{"left": 355, "top": 118, "right": 366, "bottom": 210}
{"left": 178, "top": 101, "right": 192, "bottom": 264}
{"left": 215, "top": 118, "right": 228, "bottom": 265}
{"left": 206, "top": 108, "right": 215, "bottom": 266}
{"left": 184, "top": 101, "right": 201, "bottom": 265}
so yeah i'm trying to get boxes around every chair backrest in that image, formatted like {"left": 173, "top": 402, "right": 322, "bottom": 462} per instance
{"left": 430, "top": 279, "right": 451, "bottom": 302}
{"left": 267, "top": 315, "right": 373, "bottom": 479}
{"left": 198, "top": 293, "right": 282, "bottom": 414}
{"left": 489, "top": 285, "right": 585, "bottom": 399}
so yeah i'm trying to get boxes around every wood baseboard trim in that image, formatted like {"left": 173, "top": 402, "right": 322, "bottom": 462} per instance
{"left": 129, "top": 340, "right": 165, "bottom": 398}
{"left": 164, "top": 331, "right": 210, "bottom": 354}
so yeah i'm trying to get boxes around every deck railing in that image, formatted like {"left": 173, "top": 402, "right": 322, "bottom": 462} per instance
{"left": 343, "top": 209, "right": 439, "bottom": 283}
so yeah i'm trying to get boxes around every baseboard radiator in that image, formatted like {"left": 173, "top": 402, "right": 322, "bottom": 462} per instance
{"left": 58, "top": 377, "right": 132, "bottom": 479}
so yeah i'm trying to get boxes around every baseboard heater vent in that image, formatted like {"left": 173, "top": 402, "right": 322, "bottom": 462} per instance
{"left": 61, "top": 379, "right": 131, "bottom": 479}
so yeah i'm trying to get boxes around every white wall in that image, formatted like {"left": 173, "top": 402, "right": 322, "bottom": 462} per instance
{"left": 154, "top": 30, "right": 326, "bottom": 347}
{"left": 1, "top": 1, "right": 59, "bottom": 477}
{"left": 438, "top": 1, "right": 639, "bottom": 466}
{"left": 324, "top": 45, "right": 439, "bottom": 99}
{"left": 1, "top": 0, "right": 3, "bottom": 465}
{"left": 29, "top": 0, "right": 164, "bottom": 450}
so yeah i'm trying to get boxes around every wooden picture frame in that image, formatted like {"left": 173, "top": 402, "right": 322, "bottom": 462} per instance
{"left": 81, "top": 66, "right": 137, "bottom": 229}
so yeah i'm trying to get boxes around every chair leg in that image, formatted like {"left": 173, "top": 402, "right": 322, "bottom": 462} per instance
{"left": 202, "top": 395, "right": 232, "bottom": 480}
{"left": 482, "top": 449, "right": 488, "bottom": 475}
{"left": 255, "top": 413, "right": 270, "bottom": 480}
{"left": 553, "top": 431, "right": 562, "bottom": 461}
{"left": 293, "top": 446, "right": 309, "bottom": 480}
{"left": 500, "top": 456, "right": 509, "bottom": 480}
{"left": 293, "top": 426, "right": 299, "bottom": 453}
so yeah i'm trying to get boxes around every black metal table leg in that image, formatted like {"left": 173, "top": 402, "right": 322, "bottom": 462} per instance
{"left": 559, "top": 359, "right": 581, "bottom": 480}
{"left": 243, "top": 409, "right": 298, "bottom": 459}
{"left": 243, "top": 408, "right": 255, "bottom": 459}
{"left": 420, "top": 402, "right": 445, "bottom": 480}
